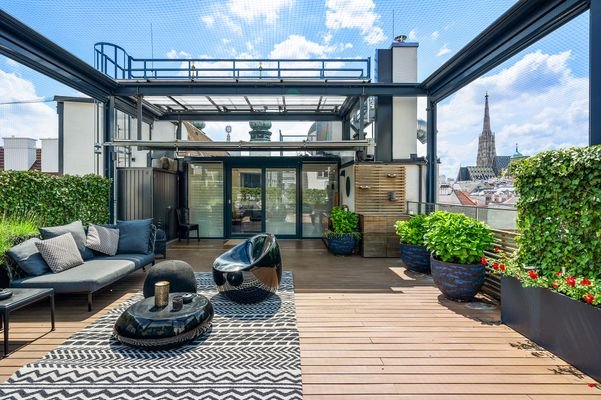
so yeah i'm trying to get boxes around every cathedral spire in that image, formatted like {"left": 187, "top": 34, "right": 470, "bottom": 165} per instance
{"left": 483, "top": 91, "right": 491, "bottom": 133}
{"left": 476, "top": 92, "right": 497, "bottom": 168}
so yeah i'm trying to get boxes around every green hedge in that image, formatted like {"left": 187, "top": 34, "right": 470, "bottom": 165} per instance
{"left": 510, "top": 146, "right": 601, "bottom": 279}
{"left": 0, "top": 171, "right": 111, "bottom": 227}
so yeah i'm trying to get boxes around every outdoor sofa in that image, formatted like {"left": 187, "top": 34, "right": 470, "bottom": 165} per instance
{"left": 2, "top": 220, "right": 156, "bottom": 311}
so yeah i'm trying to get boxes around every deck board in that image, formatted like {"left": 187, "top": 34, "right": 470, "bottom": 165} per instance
{"left": 0, "top": 239, "right": 599, "bottom": 398}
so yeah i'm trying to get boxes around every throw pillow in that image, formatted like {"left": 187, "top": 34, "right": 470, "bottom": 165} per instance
{"left": 40, "top": 220, "right": 94, "bottom": 260}
{"left": 117, "top": 219, "right": 152, "bottom": 254}
{"left": 6, "top": 238, "right": 50, "bottom": 276}
{"left": 86, "top": 224, "right": 120, "bottom": 256}
{"left": 35, "top": 233, "right": 84, "bottom": 273}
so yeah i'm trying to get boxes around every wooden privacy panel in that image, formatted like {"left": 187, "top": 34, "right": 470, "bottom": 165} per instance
{"left": 354, "top": 164, "right": 406, "bottom": 213}
{"left": 359, "top": 214, "right": 410, "bottom": 258}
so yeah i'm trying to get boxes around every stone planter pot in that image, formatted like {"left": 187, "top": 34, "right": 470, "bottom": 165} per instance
{"left": 400, "top": 243, "right": 430, "bottom": 274}
{"left": 326, "top": 235, "right": 356, "bottom": 256}
{"left": 430, "top": 255, "right": 485, "bottom": 301}
{"left": 501, "top": 276, "right": 601, "bottom": 382}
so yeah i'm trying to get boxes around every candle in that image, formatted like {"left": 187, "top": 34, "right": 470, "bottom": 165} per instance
{"left": 172, "top": 295, "right": 183, "bottom": 311}
{"left": 154, "top": 281, "right": 170, "bottom": 307}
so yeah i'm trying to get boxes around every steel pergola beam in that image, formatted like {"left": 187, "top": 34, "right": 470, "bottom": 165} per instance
{"left": 158, "top": 112, "right": 342, "bottom": 121}
{"left": 113, "top": 81, "right": 426, "bottom": 97}
{"left": 423, "top": 0, "right": 589, "bottom": 102}
{"left": 0, "top": 10, "right": 117, "bottom": 100}
{"left": 106, "top": 140, "right": 368, "bottom": 151}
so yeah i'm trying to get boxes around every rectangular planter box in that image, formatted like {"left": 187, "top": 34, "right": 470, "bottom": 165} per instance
{"left": 502, "top": 276, "right": 601, "bottom": 382}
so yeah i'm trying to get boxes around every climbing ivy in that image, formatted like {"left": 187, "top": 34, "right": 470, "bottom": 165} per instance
{"left": 510, "top": 146, "right": 601, "bottom": 279}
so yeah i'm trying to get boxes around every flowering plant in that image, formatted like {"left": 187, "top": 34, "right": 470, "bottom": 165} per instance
{"left": 485, "top": 249, "right": 601, "bottom": 307}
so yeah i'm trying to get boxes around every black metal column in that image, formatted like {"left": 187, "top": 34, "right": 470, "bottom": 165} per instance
{"left": 425, "top": 98, "right": 437, "bottom": 204}
{"left": 591, "top": 0, "right": 601, "bottom": 146}
{"left": 136, "top": 95, "right": 143, "bottom": 140}
{"left": 104, "top": 96, "right": 116, "bottom": 222}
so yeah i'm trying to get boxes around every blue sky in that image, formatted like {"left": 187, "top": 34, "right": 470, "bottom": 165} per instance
{"left": 0, "top": 0, "right": 590, "bottom": 178}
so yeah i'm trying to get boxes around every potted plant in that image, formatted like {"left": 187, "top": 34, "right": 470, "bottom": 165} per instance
{"left": 394, "top": 214, "right": 430, "bottom": 273}
{"left": 324, "top": 207, "right": 360, "bottom": 256}
{"left": 424, "top": 211, "right": 494, "bottom": 301}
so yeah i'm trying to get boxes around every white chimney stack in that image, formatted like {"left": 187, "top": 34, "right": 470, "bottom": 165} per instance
{"left": 41, "top": 138, "right": 59, "bottom": 173}
{"left": 2, "top": 137, "right": 37, "bottom": 171}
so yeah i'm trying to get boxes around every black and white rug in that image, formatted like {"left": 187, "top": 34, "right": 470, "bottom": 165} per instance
{"left": 0, "top": 272, "right": 302, "bottom": 399}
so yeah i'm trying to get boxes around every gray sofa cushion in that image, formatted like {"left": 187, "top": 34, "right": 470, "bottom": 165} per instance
{"left": 36, "top": 233, "right": 84, "bottom": 273}
{"left": 40, "top": 220, "right": 94, "bottom": 260}
{"left": 11, "top": 259, "right": 136, "bottom": 293}
{"left": 117, "top": 219, "right": 152, "bottom": 254}
{"left": 6, "top": 238, "right": 50, "bottom": 276}
{"left": 86, "top": 224, "right": 120, "bottom": 256}
{"left": 94, "top": 253, "right": 154, "bottom": 270}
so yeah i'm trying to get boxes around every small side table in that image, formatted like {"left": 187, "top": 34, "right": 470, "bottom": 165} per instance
{"left": 0, "top": 288, "right": 55, "bottom": 357}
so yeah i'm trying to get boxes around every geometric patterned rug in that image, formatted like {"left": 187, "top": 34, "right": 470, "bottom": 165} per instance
{"left": 0, "top": 272, "right": 302, "bottom": 399}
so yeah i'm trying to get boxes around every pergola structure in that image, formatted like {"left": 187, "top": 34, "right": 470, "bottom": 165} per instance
{"left": 0, "top": 0, "right": 598, "bottom": 206}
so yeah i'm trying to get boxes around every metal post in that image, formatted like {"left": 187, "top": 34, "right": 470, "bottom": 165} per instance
{"left": 176, "top": 120, "right": 182, "bottom": 140}
{"left": 137, "top": 95, "right": 143, "bottom": 140}
{"left": 591, "top": 0, "right": 601, "bottom": 146}
{"left": 426, "top": 97, "right": 438, "bottom": 204}
{"left": 358, "top": 96, "right": 366, "bottom": 140}
{"left": 104, "top": 96, "right": 116, "bottom": 222}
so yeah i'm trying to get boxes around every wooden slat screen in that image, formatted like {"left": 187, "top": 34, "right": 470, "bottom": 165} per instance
{"left": 354, "top": 164, "right": 406, "bottom": 213}
{"left": 482, "top": 229, "right": 519, "bottom": 300}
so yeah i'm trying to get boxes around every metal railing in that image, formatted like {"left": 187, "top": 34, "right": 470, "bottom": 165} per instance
{"left": 94, "top": 42, "right": 371, "bottom": 81}
{"left": 406, "top": 201, "right": 517, "bottom": 231}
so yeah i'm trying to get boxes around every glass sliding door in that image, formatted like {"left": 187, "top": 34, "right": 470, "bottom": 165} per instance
{"left": 231, "top": 168, "right": 263, "bottom": 234}
{"left": 302, "top": 163, "right": 337, "bottom": 237}
{"left": 188, "top": 163, "right": 224, "bottom": 237}
{"left": 265, "top": 168, "right": 297, "bottom": 235}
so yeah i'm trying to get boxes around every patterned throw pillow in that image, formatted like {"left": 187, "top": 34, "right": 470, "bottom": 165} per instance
{"left": 35, "top": 233, "right": 84, "bottom": 273}
{"left": 86, "top": 224, "right": 120, "bottom": 256}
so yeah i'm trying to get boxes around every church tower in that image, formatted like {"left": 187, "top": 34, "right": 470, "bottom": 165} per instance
{"left": 476, "top": 93, "right": 497, "bottom": 168}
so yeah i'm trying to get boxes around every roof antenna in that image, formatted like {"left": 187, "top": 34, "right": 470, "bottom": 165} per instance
{"left": 150, "top": 23, "right": 154, "bottom": 68}
{"left": 392, "top": 9, "right": 395, "bottom": 38}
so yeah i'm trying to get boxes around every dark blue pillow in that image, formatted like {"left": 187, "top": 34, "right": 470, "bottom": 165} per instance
{"left": 7, "top": 238, "right": 50, "bottom": 276}
{"left": 117, "top": 219, "right": 152, "bottom": 254}
{"left": 40, "top": 220, "right": 94, "bottom": 260}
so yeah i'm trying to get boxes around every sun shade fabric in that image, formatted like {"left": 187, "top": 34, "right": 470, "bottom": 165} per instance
{"left": 86, "top": 224, "right": 120, "bottom": 256}
{"left": 35, "top": 233, "right": 84, "bottom": 273}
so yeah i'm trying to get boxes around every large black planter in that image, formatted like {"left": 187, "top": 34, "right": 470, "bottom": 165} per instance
{"left": 430, "top": 255, "right": 485, "bottom": 301}
{"left": 326, "top": 235, "right": 356, "bottom": 256}
{"left": 502, "top": 276, "right": 601, "bottom": 382}
{"left": 400, "top": 244, "right": 430, "bottom": 274}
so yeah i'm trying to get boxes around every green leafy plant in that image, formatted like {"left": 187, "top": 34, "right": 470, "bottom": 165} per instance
{"left": 324, "top": 206, "right": 361, "bottom": 240}
{"left": 394, "top": 214, "right": 428, "bottom": 245}
{"left": 424, "top": 211, "right": 494, "bottom": 264}
{"left": 510, "top": 145, "right": 601, "bottom": 279}
{"left": 0, "top": 213, "right": 40, "bottom": 264}
{"left": 303, "top": 189, "right": 328, "bottom": 208}
{"left": 0, "top": 171, "right": 111, "bottom": 226}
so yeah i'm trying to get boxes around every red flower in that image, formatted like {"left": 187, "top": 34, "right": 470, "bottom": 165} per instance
{"left": 553, "top": 281, "right": 559, "bottom": 289}
{"left": 584, "top": 293, "right": 594, "bottom": 304}
{"left": 528, "top": 270, "right": 538, "bottom": 279}
{"left": 492, "top": 262, "right": 499, "bottom": 270}
{"left": 499, "top": 263, "right": 506, "bottom": 272}
{"left": 588, "top": 383, "right": 597, "bottom": 388}
{"left": 580, "top": 278, "right": 592, "bottom": 286}
{"left": 481, "top": 256, "right": 487, "bottom": 265}
{"left": 555, "top": 271, "right": 562, "bottom": 277}
{"left": 567, "top": 276, "right": 576, "bottom": 287}
{"left": 493, "top": 246, "right": 500, "bottom": 253}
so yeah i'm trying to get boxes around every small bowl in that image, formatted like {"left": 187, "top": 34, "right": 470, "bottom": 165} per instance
{"left": 182, "top": 293, "right": 195, "bottom": 304}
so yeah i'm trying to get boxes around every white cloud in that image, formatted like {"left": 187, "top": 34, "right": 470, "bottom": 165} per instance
{"left": 201, "top": 15, "right": 215, "bottom": 27}
{"left": 437, "top": 43, "right": 452, "bottom": 57}
{"left": 0, "top": 70, "right": 57, "bottom": 142}
{"left": 407, "top": 29, "right": 418, "bottom": 41}
{"left": 323, "top": 32, "right": 333, "bottom": 44}
{"left": 222, "top": 38, "right": 231, "bottom": 45}
{"left": 431, "top": 31, "right": 440, "bottom": 40}
{"left": 227, "top": 0, "right": 295, "bottom": 24}
{"left": 4, "top": 57, "right": 19, "bottom": 68}
{"left": 270, "top": 35, "right": 335, "bottom": 59}
{"left": 436, "top": 50, "right": 588, "bottom": 178}
{"left": 325, "top": 0, "right": 386, "bottom": 45}
{"left": 166, "top": 50, "right": 192, "bottom": 59}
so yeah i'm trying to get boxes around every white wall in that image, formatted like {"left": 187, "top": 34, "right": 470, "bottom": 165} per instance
{"left": 40, "top": 138, "right": 59, "bottom": 173}
{"left": 391, "top": 44, "right": 418, "bottom": 160}
{"left": 3, "top": 137, "right": 36, "bottom": 171}
{"left": 403, "top": 164, "right": 426, "bottom": 204}
{"left": 62, "top": 102, "right": 103, "bottom": 175}
{"left": 339, "top": 165, "right": 355, "bottom": 211}
{"left": 153, "top": 121, "right": 176, "bottom": 140}
{"left": 131, "top": 121, "right": 151, "bottom": 167}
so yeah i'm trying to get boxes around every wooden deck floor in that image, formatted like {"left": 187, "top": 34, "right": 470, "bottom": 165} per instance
{"left": 1, "top": 239, "right": 599, "bottom": 399}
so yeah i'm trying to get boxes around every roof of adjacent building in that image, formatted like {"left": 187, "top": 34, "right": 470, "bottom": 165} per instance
{"left": 0, "top": 147, "right": 42, "bottom": 171}
{"left": 454, "top": 189, "right": 477, "bottom": 206}
{"left": 493, "top": 155, "right": 511, "bottom": 176}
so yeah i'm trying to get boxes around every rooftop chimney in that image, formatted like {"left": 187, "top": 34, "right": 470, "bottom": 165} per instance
{"left": 2, "top": 137, "right": 37, "bottom": 171}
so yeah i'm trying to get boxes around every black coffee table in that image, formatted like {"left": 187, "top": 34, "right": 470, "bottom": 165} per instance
{"left": 113, "top": 292, "right": 213, "bottom": 349}
{"left": 0, "top": 288, "right": 55, "bottom": 357}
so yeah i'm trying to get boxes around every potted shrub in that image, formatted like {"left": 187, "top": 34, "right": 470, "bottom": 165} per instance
{"left": 424, "top": 211, "right": 494, "bottom": 301}
{"left": 394, "top": 214, "right": 430, "bottom": 273}
{"left": 324, "top": 207, "right": 360, "bottom": 256}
